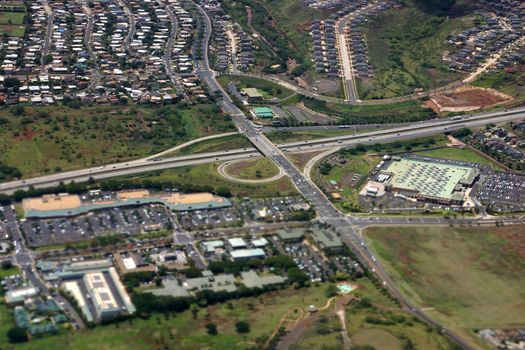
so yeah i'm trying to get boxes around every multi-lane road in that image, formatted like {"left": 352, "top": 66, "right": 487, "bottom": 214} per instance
{"left": 2, "top": 106, "right": 524, "bottom": 195}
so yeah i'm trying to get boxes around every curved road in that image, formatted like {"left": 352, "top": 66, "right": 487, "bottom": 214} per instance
{"left": 217, "top": 159, "right": 285, "bottom": 184}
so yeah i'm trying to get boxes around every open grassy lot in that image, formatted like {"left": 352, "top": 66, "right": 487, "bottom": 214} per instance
{"left": 0, "top": 284, "right": 330, "bottom": 350}
{"left": 0, "top": 265, "right": 19, "bottom": 279}
{"left": 365, "top": 225, "right": 525, "bottom": 347}
{"left": 474, "top": 68, "right": 525, "bottom": 105}
{"left": 168, "top": 134, "right": 252, "bottom": 157}
{"left": 114, "top": 162, "right": 297, "bottom": 197}
{"left": 224, "top": 158, "right": 280, "bottom": 180}
{"left": 0, "top": 10, "right": 25, "bottom": 36}
{"left": 217, "top": 75, "right": 294, "bottom": 99}
{"left": 291, "top": 278, "right": 454, "bottom": 350}
{"left": 316, "top": 153, "right": 379, "bottom": 212}
{"left": 302, "top": 98, "right": 436, "bottom": 124}
{"left": 289, "top": 315, "right": 344, "bottom": 350}
{"left": 416, "top": 147, "right": 503, "bottom": 170}
{"left": 352, "top": 328, "right": 402, "bottom": 350}
{"left": 359, "top": 4, "right": 469, "bottom": 99}
{"left": 0, "top": 104, "right": 234, "bottom": 179}
{"left": 259, "top": 0, "right": 326, "bottom": 60}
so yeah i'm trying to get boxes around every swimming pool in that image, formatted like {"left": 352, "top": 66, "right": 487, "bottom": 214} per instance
{"left": 337, "top": 282, "right": 356, "bottom": 294}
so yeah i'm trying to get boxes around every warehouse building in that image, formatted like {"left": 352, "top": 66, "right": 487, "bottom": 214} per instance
{"left": 377, "top": 157, "right": 479, "bottom": 205}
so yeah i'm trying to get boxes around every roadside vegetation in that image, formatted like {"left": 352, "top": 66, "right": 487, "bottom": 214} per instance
{"left": 474, "top": 65, "right": 525, "bottom": 105}
{"left": 168, "top": 134, "right": 252, "bottom": 157}
{"left": 365, "top": 225, "right": 525, "bottom": 347}
{"left": 0, "top": 104, "right": 234, "bottom": 179}
{"left": 358, "top": 3, "right": 470, "bottom": 99}
{"left": 301, "top": 97, "right": 437, "bottom": 124}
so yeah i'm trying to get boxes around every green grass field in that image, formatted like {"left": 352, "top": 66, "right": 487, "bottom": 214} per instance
{"left": 266, "top": 129, "right": 365, "bottom": 144}
{"left": 0, "top": 265, "right": 19, "bottom": 279}
{"left": 259, "top": 0, "right": 326, "bottom": 59}
{"left": 217, "top": 75, "right": 294, "bottom": 99}
{"left": 359, "top": 4, "right": 469, "bottom": 99}
{"left": 0, "top": 104, "right": 234, "bottom": 178}
{"left": 474, "top": 69, "right": 525, "bottom": 105}
{"left": 365, "top": 225, "right": 525, "bottom": 347}
{"left": 116, "top": 162, "right": 297, "bottom": 197}
{"left": 316, "top": 153, "right": 379, "bottom": 211}
{"left": 0, "top": 11, "right": 25, "bottom": 36}
{"left": 225, "top": 158, "right": 280, "bottom": 180}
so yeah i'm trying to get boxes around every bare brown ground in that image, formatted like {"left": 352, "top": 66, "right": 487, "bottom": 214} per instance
{"left": 429, "top": 85, "right": 513, "bottom": 112}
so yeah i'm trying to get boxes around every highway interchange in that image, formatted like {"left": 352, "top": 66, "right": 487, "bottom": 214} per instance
{"left": 2, "top": 1, "right": 525, "bottom": 348}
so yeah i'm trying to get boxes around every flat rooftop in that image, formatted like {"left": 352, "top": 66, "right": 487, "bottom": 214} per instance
{"left": 384, "top": 158, "right": 478, "bottom": 201}
{"left": 22, "top": 190, "right": 231, "bottom": 218}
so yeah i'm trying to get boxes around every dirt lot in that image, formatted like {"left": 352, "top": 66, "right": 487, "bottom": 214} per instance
{"left": 426, "top": 85, "right": 512, "bottom": 112}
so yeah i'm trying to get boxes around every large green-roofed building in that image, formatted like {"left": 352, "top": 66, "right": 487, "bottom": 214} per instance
{"left": 251, "top": 106, "right": 274, "bottom": 119}
{"left": 382, "top": 158, "right": 479, "bottom": 205}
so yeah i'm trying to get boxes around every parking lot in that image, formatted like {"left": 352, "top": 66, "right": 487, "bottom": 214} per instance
{"left": 21, "top": 205, "right": 173, "bottom": 247}
{"left": 177, "top": 207, "right": 243, "bottom": 230}
{"left": 475, "top": 173, "right": 525, "bottom": 211}
{"left": 243, "top": 197, "right": 311, "bottom": 222}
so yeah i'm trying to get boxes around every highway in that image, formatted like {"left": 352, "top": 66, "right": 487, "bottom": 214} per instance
{"left": 2, "top": 105, "right": 524, "bottom": 194}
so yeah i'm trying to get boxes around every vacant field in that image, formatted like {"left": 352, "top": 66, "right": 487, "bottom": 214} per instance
{"left": 287, "top": 150, "right": 327, "bottom": 171}
{"left": 217, "top": 75, "right": 294, "bottom": 99}
{"left": 316, "top": 153, "right": 379, "bottom": 211}
{"left": 351, "top": 328, "right": 402, "bottom": 350}
{"left": 0, "top": 284, "right": 330, "bottom": 350}
{"left": 116, "top": 162, "right": 297, "bottom": 198}
{"left": 359, "top": 5, "right": 469, "bottom": 99}
{"left": 289, "top": 315, "right": 344, "bottom": 350}
{"left": 0, "top": 104, "right": 234, "bottom": 178}
{"left": 302, "top": 98, "right": 436, "bottom": 124}
{"left": 168, "top": 134, "right": 252, "bottom": 157}
{"left": 0, "top": 266, "right": 19, "bottom": 279}
{"left": 474, "top": 65, "right": 525, "bottom": 105}
{"left": 0, "top": 10, "right": 25, "bottom": 36}
{"left": 261, "top": 0, "right": 325, "bottom": 59}
{"left": 290, "top": 278, "right": 453, "bottom": 350}
{"left": 224, "top": 158, "right": 280, "bottom": 180}
{"left": 266, "top": 129, "right": 361, "bottom": 144}
{"left": 416, "top": 147, "right": 503, "bottom": 170}
{"left": 365, "top": 225, "right": 525, "bottom": 346}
